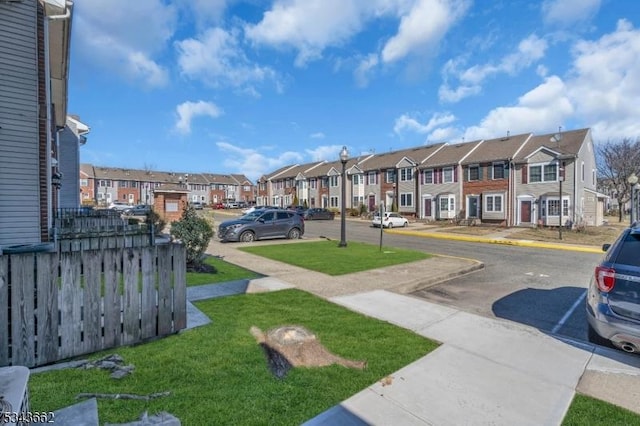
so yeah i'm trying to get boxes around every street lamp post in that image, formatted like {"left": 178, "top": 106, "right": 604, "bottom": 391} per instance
{"left": 338, "top": 146, "right": 349, "bottom": 248}
{"left": 629, "top": 173, "right": 638, "bottom": 225}
{"left": 558, "top": 163, "right": 564, "bottom": 240}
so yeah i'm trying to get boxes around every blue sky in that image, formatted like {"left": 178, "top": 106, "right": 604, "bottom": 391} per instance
{"left": 70, "top": 0, "right": 640, "bottom": 181}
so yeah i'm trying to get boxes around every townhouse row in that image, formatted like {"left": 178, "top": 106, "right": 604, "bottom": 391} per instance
{"left": 79, "top": 164, "right": 255, "bottom": 207}
{"left": 257, "top": 128, "right": 607, "bottom": 227}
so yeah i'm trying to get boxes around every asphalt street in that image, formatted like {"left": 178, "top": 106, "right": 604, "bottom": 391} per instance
{"left": 302, "top": 219, "right": 602, "bottom": 344}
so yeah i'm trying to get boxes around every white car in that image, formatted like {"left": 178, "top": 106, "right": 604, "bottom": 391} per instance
{"left": 109, "top": 201, "right": 131, "bottom": 211}
{"left": 372, "top": 212, "right": 409, "bottom": 228}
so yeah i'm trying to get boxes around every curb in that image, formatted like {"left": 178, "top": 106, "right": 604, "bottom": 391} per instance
{"left": 386, "top": 229, "right": 604, "bottom": 254}
{"left": 391, "top": 255, "right": 485, "bottom": 294}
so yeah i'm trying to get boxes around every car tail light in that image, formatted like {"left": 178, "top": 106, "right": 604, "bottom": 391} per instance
{"left": 595, "top": 265, "right": 616, "bottom": 292}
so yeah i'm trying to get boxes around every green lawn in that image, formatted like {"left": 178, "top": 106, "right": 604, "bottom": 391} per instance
{"left": 186, "top": 255, "right": 261, "bottom": 286}
{"left": 563, "top": 394, "right": 640, "bottom": 425}
{"left": 239, "top": 240, "right": 430, "bottom": 275}
{"left": 28, "top": 289, "right": 437, "bottom": 425}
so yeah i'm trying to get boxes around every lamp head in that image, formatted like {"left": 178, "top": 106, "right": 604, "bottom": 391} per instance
{"left": 339, "top": 146, "right": 349, "bottom": 163}
{"left": 628, "top": 173, "right": 638, "bottom": 185}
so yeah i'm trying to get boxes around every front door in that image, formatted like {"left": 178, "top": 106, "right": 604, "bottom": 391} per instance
{"left": 424, "top": 198, "right": 432, "bottom": 217}
{"left": 521, "top": 200, "right": 532, "bottom": 223}
{"left": 468, "top": 196, "right": 479, "bottom": 218}
{"left": 368, "top": 195, "right": 376, "bottom": 212}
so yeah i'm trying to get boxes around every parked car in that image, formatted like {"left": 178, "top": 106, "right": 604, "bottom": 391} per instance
{"left": 225, "top": 202, "right": 239, "bottom": 209}
{"left": 287, "top": 205, "right": 307, "bottom": 216}
{"left": 191, "top": 202, "right": 204, "bottom": 210}
{"left": 218, "top": 208, "right": 305, "bottom": 243}
{"left": 586, "top": 222, "right": 640, "bottom": 354}
{"left": 303, "top": 207, "right": 335, "bottom": 220}
{"left": 372, "top": 212, "right": 409, "bottom": 228}
{"left": 242, "top": 205, "right": 269, "bottom": 215}
{"left": 212, "top": 202, "right": 225, "bottom": 209}
{"left": 123, "top": 204, "right": 151, "bottom": 216}
{"left": 109, "top": 201, "right": 131, "bottom": 211}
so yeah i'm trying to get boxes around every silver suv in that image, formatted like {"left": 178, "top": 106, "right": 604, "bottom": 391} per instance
{"left": 586, "top": 222, "right": 640, "bottom": 354}
{"left": 218, "top": 209, "right": 304, "bottom": 242}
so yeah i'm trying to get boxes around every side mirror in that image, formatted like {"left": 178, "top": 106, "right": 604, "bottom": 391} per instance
{"left": 258, "top": 218, "right": 265, "bottom": 223}
{"left": 602, "top": 243, "right": 611, "bottom": 252}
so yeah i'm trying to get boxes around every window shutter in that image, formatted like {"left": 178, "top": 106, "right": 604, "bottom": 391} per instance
{"left": 454, "top": 165, "right": 458, "bottom": 182}
{"left": 478, "top": 166, "right": 483, "bottom": 180}
{"left": 522, "top": 165, "right": 528, "bottom": 184}
{"left": 464, "top": 166, "right": 468, "bottom": 182}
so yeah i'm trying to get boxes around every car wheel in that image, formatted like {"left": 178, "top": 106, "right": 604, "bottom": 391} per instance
{"left": 403, "top": 221, "right": 408, "bottom": 227}
{"left": 288, "top": 228, "right": 301, "bottom": 239}
{"left": 387, "top": 222, "right": 393, "bottom": 228}
{"left": 239, "top": 231, "right": 255, "bottom": 243}
{"left": 587, "top": 323, "right": 614, "bottom": 348}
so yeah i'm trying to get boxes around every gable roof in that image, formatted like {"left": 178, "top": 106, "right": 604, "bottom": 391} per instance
{"left": 359, "top": 143, "right": 446, "bottom": 171}
{"left": 461, "top": 132, "right": 531, "bottom": 165}
{"left": 513, "top": 128, "right": 590, "bottom": 162}
{"left": 421, "top": 140, "right": 483, "bottom": 168}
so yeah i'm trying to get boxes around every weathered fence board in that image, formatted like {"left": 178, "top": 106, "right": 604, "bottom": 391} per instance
{"left": 11, "top": 255, "right": 36, "bottom": 366}
{"left": 0, "top": 244, "right": 186, "bottom": 368}
{"left": 36, "top": 253, "right": 58, "bottom": 365}
{"left": 141, "top": 248, "right": 157, "bottom": 340}
{"left": 157, "top": 247, "right": 173, "bottom": 336}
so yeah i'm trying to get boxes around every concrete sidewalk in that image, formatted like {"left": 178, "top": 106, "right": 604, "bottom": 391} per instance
{"left": 201, "top": 235, "right": 640, "bottom": 425}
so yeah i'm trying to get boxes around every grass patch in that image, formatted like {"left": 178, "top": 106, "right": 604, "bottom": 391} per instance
{"left": 563, "top": 394, "right": 640, "bottom": 425}
{"left": 186, "top": 256, "right": 261, "bottom": 286}
{"left": 28, "top": 289, "right": 437, "bottom": 425}
{"left": 239, "top": 240, "right": 430, "bottom": 275}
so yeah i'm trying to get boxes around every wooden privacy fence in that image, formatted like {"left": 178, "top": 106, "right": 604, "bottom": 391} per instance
{"left": 0, "top": 244, "right": 187, "bottom": 368}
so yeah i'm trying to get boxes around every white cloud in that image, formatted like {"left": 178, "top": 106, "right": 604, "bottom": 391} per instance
{"left": 310, "top": 132, "right": 326, "bottom": 139}
{"left": 381, "top": 0, "right": 470, "bottom": 63}
{"left": 439, "top": 34, "right": 548, "bottom": 103}
{"left": 462, "top": 76, "right": 573, "bottom": 140}
{"left": 567, "top": 19, "right": 640, "bottom": 140}
{"left": 244, "top": 0, "right": 368, "bottom": 67}
{"left": 542, "top": 0, "right": 601, "bottom": 27}
{"left": 216, "top": 142, "right": 303, "bottom": 182}
{"left": 177, "top": 0, "right": 229, "bottom": 27}
{"left": 305, "top": 145, "right": 348, "bottom": 162}
{"left": 394, "top": 112, "right": 456, "bottom": 134}
{"left": 354, "top": 53, "right": 380, "bottom": 88}
{"left": 73, "top": 0, "right": 175, "bottom": 87}
{"left": 175, "top": 101, "right": 223, "bottom": 135}
{"left": 427, "top": 20, "right": 640, "bottom": 143}
{"left": 176, "top": 27, "right": 279, "bottom": 94}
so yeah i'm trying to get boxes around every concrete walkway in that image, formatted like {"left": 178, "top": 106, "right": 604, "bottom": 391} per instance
{"left": 199, "top": 233, "right": 640, "bottom": 425}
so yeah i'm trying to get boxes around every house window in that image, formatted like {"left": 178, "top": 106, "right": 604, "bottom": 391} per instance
{"left": 468, "top": 165, "right": 479, "bottom": 181}
{"left": 423, "top": 170, "right": 433, "bottom": 184}
{"left": 80, "top": 179, "right": 88, "bottom": 186}
{"left": 368, "top": 172, "right": 377, "bottom": 185}
{"left": 400, "top": 193, "right": 413, "bottom": 207}
{"left": 322, "top": 178, "right": 329, "bottom": 188}
{"left": 352, "top": 174, "right": 360, "bottom": 185}
{"left": 485, "top": 194, "right": 503, "bottom": 212}
{"left": 443, "top": 167, "right": 454, "bottom": 183}
{"left": 385, "top": 170, "right": 396, "bottom": 183}
{"left": 492, "top": 162, "right": 505, "bottom": 180}
{"left": 400, "top": 167, "right": 413, "bottom": 182}
{"left": 544, "top": 163, "right": 557, "bottom": 181}
{"left": 330, "top": 196, "right": 339, "bottom": 207}
{"left": 330, "top": 176, "right": 338, "bottom": 187}
{"left": 439, "top": 195, "right": 455, "bottom": 211}
{"left": 310, "top": 179, "right": 317, "bottom": 189}
{"left": 529, "top": 163, "right": 558, "bottom": 183}
{"left": 548, "top": 199, "right": 560, "bottom": 216}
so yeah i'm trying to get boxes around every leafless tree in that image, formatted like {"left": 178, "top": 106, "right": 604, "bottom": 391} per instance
{"left": 596, "top": 138, "right": 640, "bottom": 222}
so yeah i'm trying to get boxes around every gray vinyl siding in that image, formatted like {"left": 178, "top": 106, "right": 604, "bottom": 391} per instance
{"left": 0, "top": 1, "right": 41, "bottom": 245}
{"left": 58, "top": 127, "right": 80, "bottom": 208}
